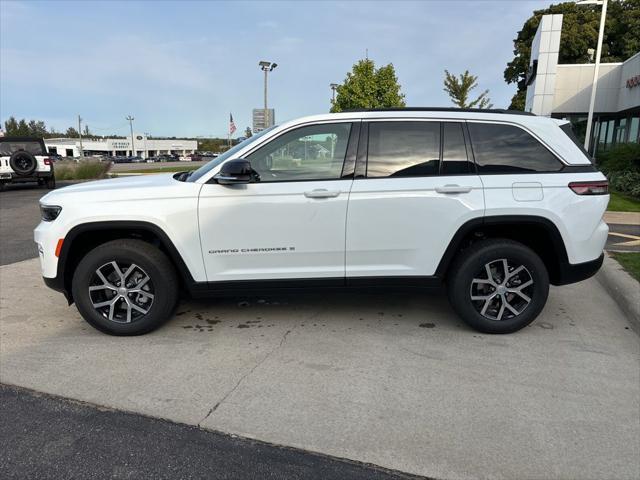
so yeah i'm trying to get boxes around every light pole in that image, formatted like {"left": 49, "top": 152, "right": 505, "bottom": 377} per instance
{"left": 259, "top": 60, "right": 277, "bottom": 130}
{"left": 126, "top": 115, "right": 135, "bottom": 156}
{"left": 330, "top": 83, "right": 338, "bottom": 106}
{"left": 576, "top": 0, "right": 608, "bottom": 152}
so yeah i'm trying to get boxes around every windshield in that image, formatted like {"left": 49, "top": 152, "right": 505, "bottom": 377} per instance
{"left": 187, "top": 126, "right": 277, "bottom": 182}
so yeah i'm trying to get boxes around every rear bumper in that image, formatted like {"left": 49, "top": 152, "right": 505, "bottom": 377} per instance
{"left": 553, "top": 253, "right": 604, "bottom": 286}
{"left": 0, "top": 171, "right": 53, "bottom": 182}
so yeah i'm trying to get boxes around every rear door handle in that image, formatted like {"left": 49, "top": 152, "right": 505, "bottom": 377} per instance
{"left": 435, "top": 184, "right": 473, "bottom": 194}
{"left": 304, "top": 189, "right": 340, "bottom": 199}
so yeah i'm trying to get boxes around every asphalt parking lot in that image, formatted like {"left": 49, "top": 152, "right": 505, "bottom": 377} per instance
{"left": 1, "top": 183, "right": 639, "bottom": 479}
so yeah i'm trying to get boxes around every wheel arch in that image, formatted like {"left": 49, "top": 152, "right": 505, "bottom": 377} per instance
{"left": 436, "top": 215, "right": 570, "bottom": 285}
{"left": 57, "top": 221, "right": 197, "bottom": 303}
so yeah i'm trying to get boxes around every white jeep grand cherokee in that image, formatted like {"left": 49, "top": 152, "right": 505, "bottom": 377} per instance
{"left": 35, "top": 109, "right": 609, "bottom": 335}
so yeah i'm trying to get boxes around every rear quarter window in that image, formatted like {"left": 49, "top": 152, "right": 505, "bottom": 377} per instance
{"left": 468, "top": 123, "right": 563, "bottom": 173}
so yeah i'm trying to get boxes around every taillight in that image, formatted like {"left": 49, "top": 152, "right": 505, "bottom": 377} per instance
{"left": 44, "top": 158, "right": 52, "bottom": 166}
{"left": 568, "top": 180, "right": 609, "bottom": 195}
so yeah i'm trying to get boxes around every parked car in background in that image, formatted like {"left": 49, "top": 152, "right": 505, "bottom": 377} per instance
{"left": 1, "top": 137, "right": 55, "bottom": 190}
{"left": 130, "top": 156, "right": 145, "bottom": 163}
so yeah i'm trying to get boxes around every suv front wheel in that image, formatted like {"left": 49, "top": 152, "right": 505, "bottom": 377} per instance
{"left": 447, "top": 239, "right": 549, "bottom": 334}
{"left": 72, "top": 239, "right": 179, "bottom": 335}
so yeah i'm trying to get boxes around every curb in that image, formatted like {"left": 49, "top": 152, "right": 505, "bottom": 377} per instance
{"left": 596, "top": 254, "right": 640, "bottom": 334}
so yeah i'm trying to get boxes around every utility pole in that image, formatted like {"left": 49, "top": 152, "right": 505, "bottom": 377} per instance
{"left": 259, "top": 61, "right": 277, "bottom": 130}
{"left": 577, "top": 0, "right": 608, "bottom": 152}
{"left": 78, "top": 115, "right": 84, "bottom": 158}
{"left": 126, "top": 115, "right": 135, "bottom": 156}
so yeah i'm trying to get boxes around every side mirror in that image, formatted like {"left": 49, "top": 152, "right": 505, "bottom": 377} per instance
{"left": 216, "top": 159, "right": 252, "bottom": 185}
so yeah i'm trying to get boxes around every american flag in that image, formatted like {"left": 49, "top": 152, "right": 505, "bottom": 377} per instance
{"left": 229, "top": 113, "right": 237, "bottom": 135}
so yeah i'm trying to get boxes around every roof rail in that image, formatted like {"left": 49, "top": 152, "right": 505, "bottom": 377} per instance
{"left": 343, "top": 107, "right": 535, "bottom": 116}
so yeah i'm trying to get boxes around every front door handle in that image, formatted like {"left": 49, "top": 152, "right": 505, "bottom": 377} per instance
{"left": 304, "top": 189, "right": 340, "bottom": 199}
{"left": 435, "top": 184, "right": 473, "bottom": 194}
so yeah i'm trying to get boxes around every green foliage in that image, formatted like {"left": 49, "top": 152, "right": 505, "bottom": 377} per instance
{"left": 608, "top": 171, "right": 640, "bottom": 198}
{"left": 443, "top": 70, "right": 493, "bottom": 109}
{"left": 505, "top": 0, "right": 640, "bottom": 109}
{"left": 3, "top": 116, "right": 92, "bottom": 138}
{"left": 608, "top": 191, "right": 640, "bottom": 212}
{"left": 611, "top": 252, "right": 640, "bottom": 282}
{"left": 66, "top": 127, "right": 79, "bottom": 137}
{"left": 54, "top": 160, "right": 111, "bottom": 180}
{"left": 197, "top": 138, "right": 230, "bottom": 152}
{"left": 597, "top": 143, "right": 640, "bottom": 173}
{"left": 331, "top": 59, "right": 406, "bottom": 112}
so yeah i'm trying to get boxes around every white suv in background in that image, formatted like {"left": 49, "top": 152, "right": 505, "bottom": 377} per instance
{"left": 1, "top": 137, "right": 55, "bottom": 190}
{"left": 34, "top": 108, "right": 609, "bottom": 335}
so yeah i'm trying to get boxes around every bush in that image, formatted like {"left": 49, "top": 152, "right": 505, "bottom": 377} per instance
{"left": 608, "top": 170, "right": 640, "bottom": 198}
{"left": 597, "top": 143, "right": 640, "bottom": 173}
{"left": 53, "top": 159, "right": 111, "bottom": 180}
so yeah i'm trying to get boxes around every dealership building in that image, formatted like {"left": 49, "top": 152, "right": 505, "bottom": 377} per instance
{"left": 44, "top": 134, "right": 197, "bottom": 158}
{"left": 525, "top": 14, "right": 640, "bottom": 154}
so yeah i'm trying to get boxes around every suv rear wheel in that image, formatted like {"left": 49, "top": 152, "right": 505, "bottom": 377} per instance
{"left": 447, "top": 239, "right": 549, "bottom": 334}
{"left": 72, "top": 239, "right": 179, "bottom": 335}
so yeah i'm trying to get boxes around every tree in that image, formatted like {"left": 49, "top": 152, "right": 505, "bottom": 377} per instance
{"left": 505, "top": 0, "right": 640, "bottom": 110}
{"left": 443, "top": 70, "right": 493, "bottom": 109}
{"left": 16, "top": 119, "right": 30, "bottom": 137}
{"left": 244, "top": 126, "right": 252, "bottom": 138}
{"left": 331, "top": 58, "right": 406, "bottom": 112}
{"left": 66, "top": 127, "right": 79, "bottom": 137}
{"left": 4, "top": 117, "right": 18, "bottom": 136}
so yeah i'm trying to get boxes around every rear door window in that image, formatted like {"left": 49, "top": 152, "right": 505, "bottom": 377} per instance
{"left": 366, "top": 121, "right": 440, "bottom": 178}
{"left": 468, "top": 122, "right": 563, "bottom": 173}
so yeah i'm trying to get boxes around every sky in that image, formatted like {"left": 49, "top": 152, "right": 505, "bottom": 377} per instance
{"left": 0, "top": 0, "right": 551, "bottom": 138}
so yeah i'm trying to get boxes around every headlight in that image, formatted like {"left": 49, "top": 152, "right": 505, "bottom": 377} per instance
{"left": 40, "top": 205, "right": 62, "bottom": 222}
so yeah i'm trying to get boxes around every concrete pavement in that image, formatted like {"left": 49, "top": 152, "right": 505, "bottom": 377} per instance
{"left": 1, "top": 258, "right": 638, "bottom": 480}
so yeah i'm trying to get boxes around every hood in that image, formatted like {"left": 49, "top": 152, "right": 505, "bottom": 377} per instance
{"left": 40, "top": 173, "right": 199, "bottom": 205}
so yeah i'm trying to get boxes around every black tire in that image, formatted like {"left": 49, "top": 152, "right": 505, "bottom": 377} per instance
{"left": 44, "top": 175, "right": 56, "bottom": 189}
{"left": 447, "top": 239, "right": 549, "bottom": 334}
{"left": 9, "top": 151, "right": 37, "bottom": 176}
{"left": 72, "top": 239, "right": 179, "bottom": 335}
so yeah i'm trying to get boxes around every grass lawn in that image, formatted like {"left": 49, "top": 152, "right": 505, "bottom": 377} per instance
{"left": 608, "top": 191, "right": 640, "bottom": 212}
{"left": 612, "top": 252, "right": 640, "bottom": 282}
{"left": 118, "top": 165, "right": 201, "bottom": 174}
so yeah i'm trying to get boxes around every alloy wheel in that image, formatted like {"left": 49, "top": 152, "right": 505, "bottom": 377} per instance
{"left": 88, "top": 261, "right": 154, "bottom": 323}
{"left": 469, "top": 258, "right": 534, "bottom": 321}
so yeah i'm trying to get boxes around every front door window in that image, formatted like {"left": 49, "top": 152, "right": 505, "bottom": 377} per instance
{"left": 245, "top": 123, "right": 352, "bottom": 182}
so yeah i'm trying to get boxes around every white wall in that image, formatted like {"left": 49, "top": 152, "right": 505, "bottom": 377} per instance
{"left": 525, "top": 14, "right": 563, "bottom": 116}
{"left": 553, "top": 63, "right": 622, "bottom": 113}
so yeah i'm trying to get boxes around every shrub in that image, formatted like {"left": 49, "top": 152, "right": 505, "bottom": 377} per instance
{"left": 597, "top": 143, "right": 640, "bottom": 173}
{"left": 53, "top": 159, "right": 111, "bottom": 180}
{"left": 608, "top": 170, "right": 640, "bottom": 198}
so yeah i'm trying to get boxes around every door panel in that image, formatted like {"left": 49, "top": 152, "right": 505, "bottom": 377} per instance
{"left": 346, "top": 176, "right": 484, "bottom": 277}
{"left": 198, "top": 180, "right": 352, "bottom": 281}
{"left": 198, "top": 121, "right": 357, "bottom": 282}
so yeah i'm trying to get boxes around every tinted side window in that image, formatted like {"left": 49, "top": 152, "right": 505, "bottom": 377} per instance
{"left": 441, "top": 123, "right": 473, "bottom": 175}
{"left": 468, "top": 123, "right": 563, "bottom": 173}
{"left": 246, "top": 123, "right": 351, "bottom": 182}
{"left": 367, "top": 122, "right": 440, "bottom": 178}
